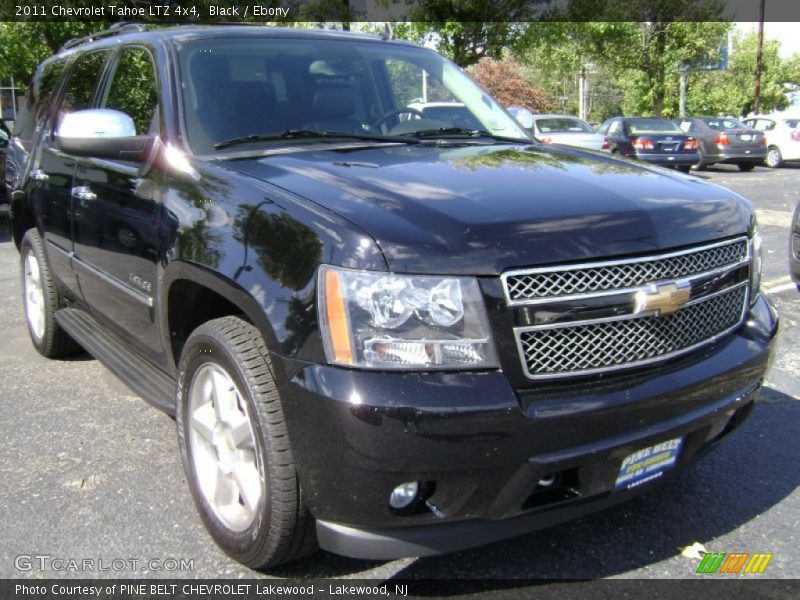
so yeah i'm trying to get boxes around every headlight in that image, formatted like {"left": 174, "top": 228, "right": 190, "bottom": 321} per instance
{"left": 750, "top": 226, "right": 762, "bottom": 305}
{"left": 318, "top": 265, "right": 499, "bottom": 370}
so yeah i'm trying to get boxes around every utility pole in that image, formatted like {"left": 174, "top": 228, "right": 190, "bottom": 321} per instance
{"left": 679, "top": 70, "right": 688, "bottom": 117}
{"left": 578, "top": 65, "right": 587, "bottom": 121}
{"left": 753, "top": 0, "right": 766, "bottom": 114}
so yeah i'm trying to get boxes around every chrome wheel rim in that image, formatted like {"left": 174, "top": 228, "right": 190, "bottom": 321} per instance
{"left": 766, "top": 149, "right": 780, "bottom": 167}
{"left": 187, "top": 363, "right": 263, "bottom": 532}
{"left": 23, "top": 252, "right": 46, "bottom": 342}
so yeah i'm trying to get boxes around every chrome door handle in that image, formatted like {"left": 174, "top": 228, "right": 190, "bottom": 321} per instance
{"left": 71, "top": 186, "right": 97, "bottom": 202}
{"left": 30, "top": 168, "right": 49, "bottom": 182}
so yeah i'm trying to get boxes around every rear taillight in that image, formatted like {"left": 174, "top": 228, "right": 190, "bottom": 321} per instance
{"left": 683, "top": 137, "right": 698, "bottom": 150}
{"left": 791, "top": 131, "right": 800, "bottom": 142}
{"left": 540, "top": 136, "right": 553, "bottom": 144}
{"left": 714, "top": 132, "right": 729, "bottom": 146}
{"left": 632, "top": 137, "right": 654, "bottom": 151}
{"left": 759, "top": 135, "right": 767, "bottom": 145}
{"left": 601, "top": 137, "right": 610, "bottom": 150}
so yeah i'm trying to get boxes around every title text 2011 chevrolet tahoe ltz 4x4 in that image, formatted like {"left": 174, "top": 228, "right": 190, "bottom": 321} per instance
{"left": 3, "top": 25, "right": 778, "bottom": 568}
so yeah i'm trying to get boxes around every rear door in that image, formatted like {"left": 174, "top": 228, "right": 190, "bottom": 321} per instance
{"left": 71, "top": 45, "right": 165, "bottom": 361}
{"left": 26, "top": 50, "right": 111, "bottom": 294}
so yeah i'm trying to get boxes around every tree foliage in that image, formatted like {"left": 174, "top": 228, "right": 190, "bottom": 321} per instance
{"left": 687, "top": 31, "right": 800, "bottom": 117}
{"left": 468, "top": 58, "right": 551, "bottom": 112}
{"left": 392, "top": 0, "right": 552, "bottom": 67}
{"left": 0, "top": 22, "right": 107, "bottom": 88}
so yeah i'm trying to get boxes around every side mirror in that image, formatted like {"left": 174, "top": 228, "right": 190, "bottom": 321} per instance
{"left": 507, "top": 106, "right": 535, "bottom": 130}
{"left": 56, "top": 109, "right": 154, "bottom": 162}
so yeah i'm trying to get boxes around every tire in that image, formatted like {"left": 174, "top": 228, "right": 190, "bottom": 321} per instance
{"left": 737, "top": 163, "right": 755, "bottom": 172}
{"left": 19, "top": 229, "right": 80, "bottom": 358}
{"left": 176, "top": 316, "right": 316, "bottom": 568}
{"left": 676, "top": 165, "right": 692, "bottom": 174}
{"left": 694, "top": 148, "right": 707, "bottom": 171}
{"left": 765, "top": 146, "right": 783, "bottom": 168}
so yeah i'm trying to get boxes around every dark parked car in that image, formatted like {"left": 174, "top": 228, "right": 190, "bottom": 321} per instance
{"left": 0, "top": 120, "right": 9, "bottom": 199}
{"left": 675, "top": 116, "right": 766, "bottom": 171}
{"left": 597, "top": 117, "right": 699, "bottom": 172}
{"left": 7, "top": 24, "right": 777, "bottom": 568}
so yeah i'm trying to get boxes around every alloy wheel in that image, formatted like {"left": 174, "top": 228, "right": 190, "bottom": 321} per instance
{"left": 187, "top": 363, "right": 264, "bottom": 532}
{"left": 23, "top": 252, "right": 46, "bottom": 342}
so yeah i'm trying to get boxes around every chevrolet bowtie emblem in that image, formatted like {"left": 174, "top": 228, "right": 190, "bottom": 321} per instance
{"left": 633, "top": 282, "right": 691, "bottom": 316}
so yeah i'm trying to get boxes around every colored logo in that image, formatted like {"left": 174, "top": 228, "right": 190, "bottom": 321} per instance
{"left": 696, "top": 552, "right": 773, "bottom": 574}
{"left": 634, "top": 282, "right": 691, "bottom": 316}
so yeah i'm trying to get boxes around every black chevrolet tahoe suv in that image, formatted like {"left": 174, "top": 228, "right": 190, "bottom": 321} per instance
{"left": 4, "top": 24, "right": 778, "bottom": 568}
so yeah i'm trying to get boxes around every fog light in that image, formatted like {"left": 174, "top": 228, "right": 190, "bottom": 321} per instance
{"left": 389, "top": 482, "right": 420, "bottom": 509}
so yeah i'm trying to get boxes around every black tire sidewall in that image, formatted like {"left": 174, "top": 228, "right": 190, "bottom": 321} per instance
{"left": 176, "top": 330, "right": 273, "bottom": 563}
{"left": 20, "top": 230, "right": 59, "bottom": 355}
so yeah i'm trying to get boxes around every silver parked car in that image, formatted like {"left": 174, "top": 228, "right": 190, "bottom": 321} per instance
{"left": 508, "top": 108, "right": 609, "bottom": 151}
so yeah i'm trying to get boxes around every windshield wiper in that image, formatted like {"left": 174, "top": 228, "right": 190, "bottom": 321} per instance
{"left": 398, "top": 127, "right": 529, "bottom": 143}
{"left": 214, "top": 129, "right": 419, "bottom": 150}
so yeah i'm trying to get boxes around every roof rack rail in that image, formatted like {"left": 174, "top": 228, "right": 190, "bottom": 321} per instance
{"left": 60, "top": 23, "right": 148, "bottom": 51}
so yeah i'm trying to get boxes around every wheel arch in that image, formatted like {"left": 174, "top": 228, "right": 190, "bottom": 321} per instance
{"left": 9, "top": 191, "right": 36, "bottom": 249}
{"left": 161, "top": 262, "right": 281, "bottom": 373}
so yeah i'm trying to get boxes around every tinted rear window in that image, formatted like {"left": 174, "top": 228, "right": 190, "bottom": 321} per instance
{"left": 703, "top": 118, "right": 746, "bottom": 131}
{"left": 13, "top": 59, "right": 67, "bottom": 142}
{"left": 626, "top": 119, "right": 682, "bottom": 134}
{"left": 535, "top": 118, "right": 593, "bottom": 133}
{"left": 55, "top": 50, "right": 110, "bottom": 131}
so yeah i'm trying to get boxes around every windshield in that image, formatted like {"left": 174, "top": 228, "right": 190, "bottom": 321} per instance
{"left": 785, "top": 119, "right": 800, "bottom": 129}
{"left": 535, "top": 117, "right": 593, "bottom": 134}
{"left": 177, "top": 37, "right": 529, "bottom": 154}
{"left": 627, "top": 119, "right": 683, "bottom": 134}
{"left": 702, "top": 117, "right": 746, "bottom": 131}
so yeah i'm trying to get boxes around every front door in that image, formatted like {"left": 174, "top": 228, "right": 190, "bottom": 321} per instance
{"left": 70, "top": 46, "right": 165, "bottom": 361}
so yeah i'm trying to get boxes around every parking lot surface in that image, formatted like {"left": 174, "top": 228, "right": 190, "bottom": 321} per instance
{"left": 0, "top": 163, "right": 798, "bottom": 581}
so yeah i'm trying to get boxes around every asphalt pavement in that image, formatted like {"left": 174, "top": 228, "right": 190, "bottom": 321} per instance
{"left": 0, "top": 163, "right": 798, "bottom": 582}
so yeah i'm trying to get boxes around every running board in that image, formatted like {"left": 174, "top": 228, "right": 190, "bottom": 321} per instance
{"left": 54, "top": 308, "right": 176, "bottom": 415}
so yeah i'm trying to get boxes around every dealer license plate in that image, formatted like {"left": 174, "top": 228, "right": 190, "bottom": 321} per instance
{"left": 615, "top": 437, "right": 683, "bottom": 491}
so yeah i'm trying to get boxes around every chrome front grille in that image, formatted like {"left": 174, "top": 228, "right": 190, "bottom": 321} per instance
{"left": 517, "top": 285, "right": 747, "bottom": 378}
{"left": 503, "top": 238, "right": 748, "bottom": 304}
{"left": 504, "top": 237, "right": 751, "bottom": 380}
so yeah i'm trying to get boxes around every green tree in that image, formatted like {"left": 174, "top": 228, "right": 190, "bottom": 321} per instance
{"left": 0, "top": 22, "right": 107, "bottom": 88}
{"left": 391, "top": 1, "right": 551, "bottom": 67}
{"left": 580, "top": 21, "right": 731, "bottom": 117}
{"left": 687, "top": 32, "right": 800, "bottom": 117}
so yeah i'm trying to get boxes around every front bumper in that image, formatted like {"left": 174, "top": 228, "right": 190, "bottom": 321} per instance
{"left": 275, "top": 295, "right": 778, "bottom": 559}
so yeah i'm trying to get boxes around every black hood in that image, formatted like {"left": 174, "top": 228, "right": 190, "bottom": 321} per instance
{"left": 220, "top": 143, "right": 753, "bottom": 275}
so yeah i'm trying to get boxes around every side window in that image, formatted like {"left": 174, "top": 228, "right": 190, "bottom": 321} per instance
{"left": 13, "top": 59, "right": 67, "bottom": 142}
{"left": 596, "top": 121, "right": 610, "bottom": 135}
{"left": 102, "top": 47, "right": 159, "bottom": 135}
{"left": 752, "top": 119, "right": 774, "bottom": 132}
{"left": 608, "top": 120, "right": 621, "bottom": 136}
{"left": 678, "top": 120, "right": 694, "bottom": 133}
{"left": 55, "top": 50, "right": 110, "bottom": 132}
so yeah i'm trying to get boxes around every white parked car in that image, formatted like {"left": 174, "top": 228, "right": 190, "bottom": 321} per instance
{"left": 508, "top": 108, "right": 609, "bottom": 152}
{"left": 742, "top": 115, "right": 800, "bottom": 168}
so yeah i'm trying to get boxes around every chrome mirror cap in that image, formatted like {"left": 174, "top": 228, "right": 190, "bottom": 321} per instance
{"left": 57, "top": 109, "right": 136, "bottom": 139}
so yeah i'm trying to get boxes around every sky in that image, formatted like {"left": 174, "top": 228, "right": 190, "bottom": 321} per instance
{"left": 736, "top": 22, "right": 800, "bottom": 58}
